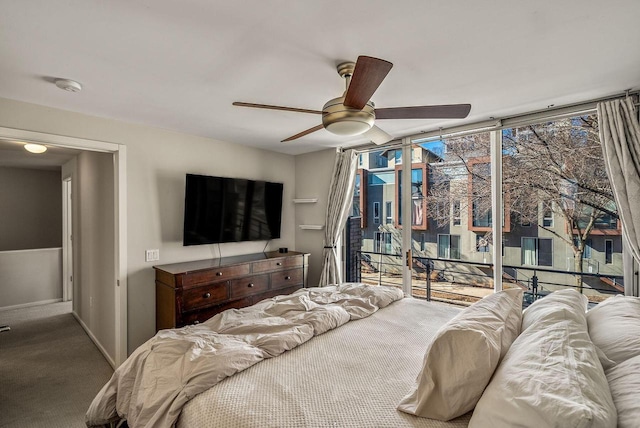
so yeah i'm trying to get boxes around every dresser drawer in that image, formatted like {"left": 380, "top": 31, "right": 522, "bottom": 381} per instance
{"left": 252, "top": 256, "right": 303, "bottom": 273}
{"left": 181, "top": 264, "right": 251, "bottom": 288}
{"left": 270, "top": 268, "right": 303, "bottom": 290}
{"left": 230, "top": 274, "right": 269, "bottom": 299}
{"left": 182, "top": 282, "right": 228, "bottom": 310}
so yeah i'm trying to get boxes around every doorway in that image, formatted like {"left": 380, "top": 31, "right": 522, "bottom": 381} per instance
{"left": 0, "top": 126, "right": 128, "bottom": 367}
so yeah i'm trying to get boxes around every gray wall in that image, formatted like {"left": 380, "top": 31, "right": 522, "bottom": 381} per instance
{"left": 0, "top": 96, "right": 299, "bottom": 355}
{"left": 294, "top": 149, "right": 336, "bottom": 287}
{"left": 0, "top": 248, "right": 62, "bottom": 308}
{"left": 0, "top": 167, "right": 63, "bottom": 309}
{"left": 74, "top": 151, "right": 116, "bottom": 358}
{"left": 0, "top": 167, "right": 62, "bottom": 251}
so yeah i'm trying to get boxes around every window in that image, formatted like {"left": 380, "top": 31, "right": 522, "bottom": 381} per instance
{"left": 542, "top": 202, "right": 554, "bottom": 227}
{"left": 438, "top": 234, "right": 461, "bottom": 259}
{"left": 583, "top": 239, "right": 592, "bottom": 259}
{"left": 374, "top": 232, "right": 382, "bottom": 253}
{"left": 395, "top": 163, "right": 428, "bottom": 230}
{"left": 476, "top": 235, "right": 489, "bottom": 252}
{"left": 384, "top": 232, "right": 392, "bottom": 254}
{"left": 374, "top": 152, "right": 388, "bottom": 168}
{"left": 452, "top": 201, "right": 461, "bottom": 226}
{"left": 385, "top": 201, "right": 392, "bottom": 224}
{"left": 420, "top": 233, "right": 426, "bottom": 251}
{"left": 521, "top": 237, "right": 553, "bottom": 266}
{"left": 358, "top": 154, "right": 363, "bottom": 167}
{"left": 605, "top": 239, "right": 613, "bottom": 264}
{"left": 373, "top": 202, "right": 380, "bottom": 224}
{"left": 374, "top": 232, "right": 392, "bottom": 254}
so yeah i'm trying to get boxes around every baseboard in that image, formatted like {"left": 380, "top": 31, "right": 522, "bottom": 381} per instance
{"left": 0, "top": 298, "right": 63, "bottom": 312}
{"left": 72, "top": 311, "right": 116, "bottom": 369}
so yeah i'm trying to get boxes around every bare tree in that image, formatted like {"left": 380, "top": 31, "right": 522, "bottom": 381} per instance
{"left": 427, "top": 115, "right": 617, "bottom": 289}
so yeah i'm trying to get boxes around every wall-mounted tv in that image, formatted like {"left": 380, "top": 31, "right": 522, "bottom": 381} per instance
{"left": 183, "top": 174, "right": 283, "bottom": 246}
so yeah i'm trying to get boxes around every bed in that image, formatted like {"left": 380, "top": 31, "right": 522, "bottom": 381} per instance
{"left": 177, "top": 294, "right": 470, "bottom": 428}
{"left": 87, "top": 283, "right": 639, "bottom": 428}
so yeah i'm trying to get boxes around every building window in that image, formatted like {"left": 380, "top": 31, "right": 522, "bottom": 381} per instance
{"left": 583, "top": 239, "right": 592, "bottom": 259}
{"left": 375, "top": 152, "right": 388, "bottom": 168}
{"left": 521, "top": 237, "right": 553, "bottom": 266}
{"left": 452, "top": 201, "right": 461, "bottom": 226}
{"left": 438, "top": 234, "right": 461, "bottom": 259}
{"left": 605, "top": 239, "right": 613, "bottom": 264}
{"left": 374, "top": 232, "right": 392, "bottom": 254}
{"left": 373, "top": 202, "right": 380, "bottom": 224}
{"left": 420, "top": 233, "right": 426, "bottom": 251}
{"left": 542, "top": 202, "right": 554, "bottom": 227}
{"left": 385, "top": 201, "right": 392, "bottom": 224}
{"left": 358, "top": 154, "right": 363, "bottom": 166}
{"left": 395, "top": 163, "right": 428, "bottom": 230}
{"left": 476, "top": 235, "right": 489, "bottom": 252}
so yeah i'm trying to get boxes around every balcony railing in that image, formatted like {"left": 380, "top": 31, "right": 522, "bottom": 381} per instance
{"left": 354, "top": 251, "right": 623, "bottom": 307}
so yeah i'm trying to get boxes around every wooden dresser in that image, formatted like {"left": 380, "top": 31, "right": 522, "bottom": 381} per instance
{"left": 154, "top": 251, "right": 310, "bottom": 330}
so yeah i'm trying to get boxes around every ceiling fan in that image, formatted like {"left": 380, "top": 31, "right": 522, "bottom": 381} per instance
{"left": 233, "top": 56, "right": 471, "bottom": 145}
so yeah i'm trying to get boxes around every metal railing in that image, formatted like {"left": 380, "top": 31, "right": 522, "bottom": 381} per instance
{"left": 355, "top": 251, "right": 623, "bottom": 307}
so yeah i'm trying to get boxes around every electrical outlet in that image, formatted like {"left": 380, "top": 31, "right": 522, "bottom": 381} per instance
{"left": 145, "top": 249, "right": 160, "bottom": 262}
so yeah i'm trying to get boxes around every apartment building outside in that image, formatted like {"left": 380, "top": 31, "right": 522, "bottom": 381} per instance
{"left": 349, "top": 117, "right": 624, "bottom": 303}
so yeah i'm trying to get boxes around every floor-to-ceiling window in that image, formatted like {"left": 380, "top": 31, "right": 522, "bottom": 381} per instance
{"left": 347, "top": 109, "right": 627, "bottom": 306}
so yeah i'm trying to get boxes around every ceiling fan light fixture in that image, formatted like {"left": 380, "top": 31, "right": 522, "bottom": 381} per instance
{"left": 324, "top": 120, "right": 372, "bottom": 136}
{"left": 322, "top": 96, "right": 375, "bottom": 136}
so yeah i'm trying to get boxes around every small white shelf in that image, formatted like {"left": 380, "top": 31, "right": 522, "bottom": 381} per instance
{"left": 299, "top": 224, "right": 325, "bottom": 230}
{"left": 293, "top": 198, "right": 318, "bottom": 204}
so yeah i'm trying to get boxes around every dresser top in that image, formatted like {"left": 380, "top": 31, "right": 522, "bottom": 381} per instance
{"left": 153, "top": 250, "right": 307, "bottom": 275}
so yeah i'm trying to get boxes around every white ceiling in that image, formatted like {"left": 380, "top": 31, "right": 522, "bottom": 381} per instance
{"left": 1, "top": 0, "right": 639, "bottom": 157}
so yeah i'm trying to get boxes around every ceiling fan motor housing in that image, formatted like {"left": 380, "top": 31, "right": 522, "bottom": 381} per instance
{"left": 322, "top": 96, "right": 375, "bottom": 136}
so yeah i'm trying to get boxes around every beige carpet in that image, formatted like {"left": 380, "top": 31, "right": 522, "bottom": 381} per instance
{"left": 0, "top": 302, "right": 114, "bottom": 427}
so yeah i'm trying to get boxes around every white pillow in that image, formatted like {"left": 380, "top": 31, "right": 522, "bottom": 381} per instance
{"left": 522, "top": 288, "right": 588, "bottom": 332}
{"left": 469, "top": 290, "right": 617, "bottom": 428}
{"left": 397, "top": 288, "right": 523, "bottom": 421}
{"left": 586, "top": 295, "right": 640, "bottom": 365}
{"left": 606, "top": 354, "right": 640, "bottom": 428}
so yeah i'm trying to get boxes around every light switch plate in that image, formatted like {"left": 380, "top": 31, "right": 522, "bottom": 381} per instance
{"left": 145, "top": 249, "right": 160, "bottom": 262}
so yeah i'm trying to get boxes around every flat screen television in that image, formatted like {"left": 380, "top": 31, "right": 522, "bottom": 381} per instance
{"left": 183, "top": 174, "right": 283, "bottom": 246}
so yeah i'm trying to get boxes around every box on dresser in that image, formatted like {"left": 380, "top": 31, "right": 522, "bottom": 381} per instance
{"left": 155, "top": 251, "right": 310, "bottom": 330}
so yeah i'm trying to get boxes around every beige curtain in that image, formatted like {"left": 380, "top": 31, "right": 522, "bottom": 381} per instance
{"left": 597, "top": 97, "right": 640, "bottom": 295}
{"left": 318, "top": 149, "right": 358, "bottom": 286}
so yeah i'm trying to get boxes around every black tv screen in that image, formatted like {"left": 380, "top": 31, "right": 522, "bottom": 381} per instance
{"left": 183, "top": 174, "right": 283, "bottom": 245}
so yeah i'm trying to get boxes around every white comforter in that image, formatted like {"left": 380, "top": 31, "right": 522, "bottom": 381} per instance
{"left": 85, "top": 283, "right": 403, "bottom": 428}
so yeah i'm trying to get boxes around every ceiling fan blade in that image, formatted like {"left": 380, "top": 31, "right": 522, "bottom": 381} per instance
{"left": 363, "top": 125, "right": 393, "bottom": 145}
{"left": 281, "top": 124, "right": 324, "bottom": 142}
{"left": 233, "top": 102, "right": 323, "bottom": 115}
{"left": 343, "top": 56, "right": 393, "bottom": 110}
{"left": 375, "top": 104, "right": 471, "bottom": 120}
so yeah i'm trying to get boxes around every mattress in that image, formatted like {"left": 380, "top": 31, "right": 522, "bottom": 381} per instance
{"left": 178, "top": 297, "right": 472, "bottom": 427}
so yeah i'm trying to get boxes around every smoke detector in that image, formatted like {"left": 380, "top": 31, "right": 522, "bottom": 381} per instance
{"left": 54, "top": 78, "right": 82, "bottom": 92}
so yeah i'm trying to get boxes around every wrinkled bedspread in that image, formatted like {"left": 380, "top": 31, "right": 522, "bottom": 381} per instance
{"left": 85, "top": 283, "right": 403, "bottom": 428}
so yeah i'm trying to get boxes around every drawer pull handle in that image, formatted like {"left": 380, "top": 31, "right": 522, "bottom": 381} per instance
{"left": 203, "top": 292, "right": 211, "bottom": 298}
{"left": 285, "top": 276, "right": 291, "bottom": 280}
{"left": 248, "top": 283, "right": 254, "bottom": 288}
{"left": 216, "top": 272, "right": 223, "bottom": 276}
{"left": 276, "top": 262, "right": 282, "bottom": 266}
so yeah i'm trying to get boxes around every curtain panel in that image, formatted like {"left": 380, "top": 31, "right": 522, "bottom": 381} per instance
{"left": 318, "top": 149, "right": 358, "bottom": 286}
{"left": 597, "top": 97, "right": 640, "bottom": 295}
